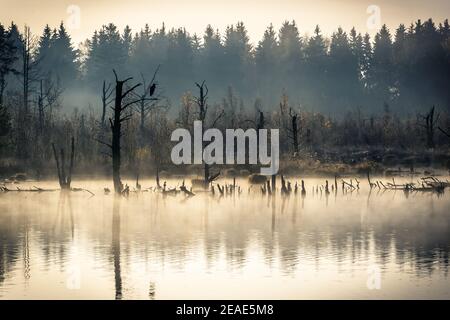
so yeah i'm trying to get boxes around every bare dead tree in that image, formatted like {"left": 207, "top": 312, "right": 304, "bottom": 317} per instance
{"left": 101, "top": 80, "right": 113, "bottom": 128}
{"left": 243, "top": 110, "right": 265, "bottom": 165}
{"left": 418, "top": 106, "right": 440, "bottom": 149}
{"left": 0, "top": 28, "right": 17, "bottom": 107}
{"left": 148, "top": 108, "right": 170, "bottom": 189}
{"left": 0, "top": 77, "right": 6, "bottom": 107}
{"left": 130, "top": 65, "right": 161, "bottom": 145}
{"left": 193, "top": 80, "right": 223, "bottom": 187}
{"left": 36, "top": 78, "right": 62, "bottom": 134}
{"left": 22, "top": 26, "right": 32, "bottom": 115}
{"left": 97, "top": 69, "right": 161, "bottom": 192}
{"left": 111, "top": 70, "right": 142, "bottom": 193}
{"left": 245, "top": 109, "right": 265, "bottom": 142}
{"left": 438, "top": 126, "right": 450, "bottom": 139}
{"left": 277, "top": 93, "right": 292, "bottom": 153}
{"left": 112, "top": 197, "right": 122, "bottom": 300}
{"left": 96, "top": 80, "right": 114, "bottom": 167}
{"left": 21, "top": 26, "right": 40, "bottom": 115}
{"left": 257, "top": 110, "right": 265, "bottom": 131}
{"left": 195, "top": 81, "right": 208, "bottom": 122}
{"left": 52, "top": 137, "right": 75, "bottom": 190}
{"left": 287, "top": 108, "right": 299, "bottom": 153}
{"left": 195, "top": 81, "right": 210, "bottom": 186}
{"left": 176, "top": 92, "right": 195, "bottom": 129}
{"left": 17, "top": 26, "right": 39, "bottom": 159}
{"left": 97, "top": 70, "right": 143, "bottom": 194}
{"left": 125, "top": 66, "right": 162, "bottom": 186}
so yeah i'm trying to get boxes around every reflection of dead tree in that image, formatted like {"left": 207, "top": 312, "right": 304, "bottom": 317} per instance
{"left": 23, "top": 220, "right": 30, "bottom": 281}
{"left": 148, "top": 282, "right": 156, "bottom": 300}
{"left": 112, "top": 197, "right": 122, "bottom": 300}
{"left": 52, "top": 137, "right": 74, "bottom": 190}
{"left": 54, "top": 191, "right": 74, "bottom": 239}
{"left": 418, "top": 106, "right": 439, "bottom": 149}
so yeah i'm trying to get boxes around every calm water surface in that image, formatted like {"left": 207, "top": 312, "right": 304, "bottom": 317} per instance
{"left": 0, "top": 177, "right": 449, "bottom": 299}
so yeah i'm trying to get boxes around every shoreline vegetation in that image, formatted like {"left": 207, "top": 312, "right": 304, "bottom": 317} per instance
{"left": 2, "top": 158, "right": 449, "bottom": 195}
{"left": 2, "top": 145, "right": 450, "bottom": 179}
{"left": 1, "top": 174, "right": 449, "bottom": 195}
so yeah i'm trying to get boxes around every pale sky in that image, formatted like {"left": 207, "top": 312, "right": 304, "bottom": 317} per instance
{"left": 1, "top": 0, "right": 449, "bottom": 46}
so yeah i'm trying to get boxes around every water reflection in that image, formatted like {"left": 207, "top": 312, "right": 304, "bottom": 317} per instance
{"left": 112, "top": 197, "right": 122, "bottom": 300}
{"left": 0, "top": 178, "right": 449, "bottom": 299}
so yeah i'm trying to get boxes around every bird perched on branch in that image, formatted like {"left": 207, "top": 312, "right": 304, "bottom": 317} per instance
{"left": 149, "top": 83, "right": 157, "bottom": 96}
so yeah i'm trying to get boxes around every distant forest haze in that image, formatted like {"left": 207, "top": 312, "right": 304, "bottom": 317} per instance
{"left": 1, "top": 19, "right": 450, "bottom": 112}
{"left": 0, "top": 17, "right": 450, "bottom": 177}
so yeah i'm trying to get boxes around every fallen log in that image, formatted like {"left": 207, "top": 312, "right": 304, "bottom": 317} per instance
{"left": 0, "top": 186, "right": 58, "bottom": 192}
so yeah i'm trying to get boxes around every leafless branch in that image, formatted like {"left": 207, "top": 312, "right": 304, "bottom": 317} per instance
{"left": 211, "top": 109, "right": 225, "bottom": 127}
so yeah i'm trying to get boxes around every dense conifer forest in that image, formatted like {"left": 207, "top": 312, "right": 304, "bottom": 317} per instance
{"left": 0, "top": 19, "right": 449, "bottom": 177}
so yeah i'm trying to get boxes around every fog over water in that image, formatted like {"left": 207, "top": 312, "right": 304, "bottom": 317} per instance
{"left": 0, "top": 178, "right": 449, "bottom": 299}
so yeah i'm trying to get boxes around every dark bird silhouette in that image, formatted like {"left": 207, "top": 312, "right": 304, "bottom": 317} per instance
{"left": 149, "top": 83, "right": 156, "bottom": 96}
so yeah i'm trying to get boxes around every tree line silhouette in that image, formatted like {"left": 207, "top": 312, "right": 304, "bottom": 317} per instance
{"left": 2, "top": 19, "right": 450, "bottom": 110}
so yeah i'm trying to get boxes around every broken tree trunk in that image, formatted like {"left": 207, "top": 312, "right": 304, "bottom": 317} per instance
{"left": 289, "top": 108, "right": 299, "bottom": 153}
{"left": 281, "top": 175, "right": 288, "bottom": 194}
{"left": 52, "top": 137, "right": 75, "bottom": 190}
{"left": 101, "top": 80, "right": 112, "bottom": 128}
{"left": 194, "top": 81, "right": 222, "bottom": 188}
{"left": 156, "top": 167, "right": 161, "bottom": 189}
{"left": 419, "top": 106, "right": 439, "bottom": 149}
{"left": 271, "top": 174, "right": 276, "bottom": 192}
{"left": 112, "top": 78, "right": 124, "bottom": 194}
{"left": 109, "top": 70, "right": 142, "bottom": 194}
{"left": 426, "top": 106, "right": 436, "bottom": 149}
{"left": 180, "top": 181, "right": 195, "bottom": 197}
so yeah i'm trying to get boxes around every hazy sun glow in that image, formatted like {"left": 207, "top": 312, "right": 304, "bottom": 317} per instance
{"left": 2, "top": 0, "right": 450, "bottom": 45}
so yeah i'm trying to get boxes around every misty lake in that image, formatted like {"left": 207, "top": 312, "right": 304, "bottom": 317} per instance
{"left": 0, "top": 177, "right": 449, "bottom": 299}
